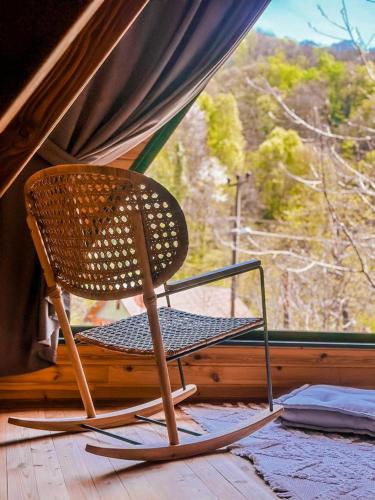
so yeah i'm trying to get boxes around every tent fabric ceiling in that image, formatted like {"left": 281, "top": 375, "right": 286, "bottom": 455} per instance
{"left": 0, "top": 0, "right": 271, "bottom": 376}
{"left": 39, "top": 0, "right": 270, "bottom": 165}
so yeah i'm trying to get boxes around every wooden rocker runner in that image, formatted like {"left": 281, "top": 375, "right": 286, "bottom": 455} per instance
{"left": 9, "top": 164, "right": 282, "bottom": 462}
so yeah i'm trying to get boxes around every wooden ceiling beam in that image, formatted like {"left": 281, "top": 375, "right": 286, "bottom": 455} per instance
{"left": 0, "top": 0, "right": 105, "bottom": 134}
{"left": 0, "top": 0, "right": 149, "bottom": 198}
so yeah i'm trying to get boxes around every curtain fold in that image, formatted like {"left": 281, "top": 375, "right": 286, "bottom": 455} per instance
{"left": 0, "top": 0, "right": 270, "bottom": 376}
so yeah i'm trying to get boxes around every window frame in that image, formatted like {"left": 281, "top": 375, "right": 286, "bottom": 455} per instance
{"left": 68, "top": 325, "right": 375, "bottom": 348}
{"left": 66, "top": 106, "right": 375, "bottom": 348}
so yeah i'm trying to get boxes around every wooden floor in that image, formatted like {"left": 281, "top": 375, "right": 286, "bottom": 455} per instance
{"left": 0, "top": 406, "right": 276, "bottom": 500}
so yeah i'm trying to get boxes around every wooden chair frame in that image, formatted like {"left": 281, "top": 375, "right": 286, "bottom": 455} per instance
{"left": 9, "top": 165, "right": 282, "bottom": 462}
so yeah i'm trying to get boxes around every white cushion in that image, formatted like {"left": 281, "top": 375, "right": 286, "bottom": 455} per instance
{"left": 275, "top": 384, "right": 375, "bottom": 436}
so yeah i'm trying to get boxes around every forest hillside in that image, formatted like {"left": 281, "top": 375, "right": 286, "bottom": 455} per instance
{"left": 150, "top": 28, "right": 375, "bottom": 333}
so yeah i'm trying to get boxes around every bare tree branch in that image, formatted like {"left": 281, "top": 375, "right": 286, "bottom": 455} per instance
{"left": 319, "top": 149, "right": 375, "bottom": 289}
{"left": 246, "top": 78, "right": 373, "bottom": 141}
{"left": 316, "top": 0, "right": 375, "bottom": 81}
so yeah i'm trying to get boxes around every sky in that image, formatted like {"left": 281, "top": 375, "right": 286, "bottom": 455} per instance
{"left": 254, "top": 0, "right": 375, "bottom": 47}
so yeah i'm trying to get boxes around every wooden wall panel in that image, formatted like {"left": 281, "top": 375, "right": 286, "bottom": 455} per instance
{"left": 0, "top": 345, "right": 374, "bottom": 406}
{"left": 108, "top": 139, "right": 149, "bottom": 170}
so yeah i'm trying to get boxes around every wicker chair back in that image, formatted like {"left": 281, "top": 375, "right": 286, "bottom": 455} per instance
{"left": 24, "top": 165, "right": 188, "bottom": 300}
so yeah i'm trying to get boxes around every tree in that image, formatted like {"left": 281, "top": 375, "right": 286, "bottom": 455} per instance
{"left": 198, "top": 91, "right": 246, "bottom": 175}
{"left": 149, "top": 0, "right": 375, "bottom": 332}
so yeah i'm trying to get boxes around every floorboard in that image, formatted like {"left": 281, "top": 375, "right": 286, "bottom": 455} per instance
{"left": 0, "top": 413, "right": 8, "bottom": 500}
{"left": 0, "top": 406, "right": 276, "bottom": 500}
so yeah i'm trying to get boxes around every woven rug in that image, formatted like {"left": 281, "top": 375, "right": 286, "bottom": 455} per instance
{"left": 183, "top": 403, "right": 375, "bottom": 500}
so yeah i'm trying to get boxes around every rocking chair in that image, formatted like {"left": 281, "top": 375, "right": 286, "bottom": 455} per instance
{"left": 9, "top": 164, "right": 282, "bottom": 462}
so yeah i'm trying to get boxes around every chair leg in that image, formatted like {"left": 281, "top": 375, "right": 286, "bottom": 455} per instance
{"left": 164, "top": 285, "right": 186, "bottom": 392}
{"left": 51, "top": 291, "right": 96, "bottom": 418}
{"left": 177, "top": 358, "right": 186, "bottom": 390}
{"left": 145, "top": 295, "right": 179, "bottom": 445}
{"left": 259, "top": 266, "right": 273, "bottom": 412}
{"left": 25, "top": 213, "right": 96, "bottom": 418}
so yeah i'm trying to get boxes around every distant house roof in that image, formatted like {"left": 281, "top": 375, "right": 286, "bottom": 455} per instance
{"left": 83, "top": 300, "right": 129, "bottom": 326}
{"left": 122, "top": 286, "right": 251, "bottom": 318}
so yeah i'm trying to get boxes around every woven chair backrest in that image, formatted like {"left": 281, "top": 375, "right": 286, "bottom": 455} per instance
{"left": 24, "top": 165, "right": 188, "bottom": 300}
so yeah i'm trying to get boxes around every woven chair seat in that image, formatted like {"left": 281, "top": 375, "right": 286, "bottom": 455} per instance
{"left": 76, "top": 306, "right": 263, "bottom": 359}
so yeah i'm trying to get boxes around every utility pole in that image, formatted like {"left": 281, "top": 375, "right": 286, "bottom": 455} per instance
{"left": 227, "top": 173, "right": 251, "bottom": 317}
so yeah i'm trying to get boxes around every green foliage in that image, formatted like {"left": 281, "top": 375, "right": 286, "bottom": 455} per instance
{"left": 348, "top": 94, "right": 375, "bottom": 129}
{"left": 263, "top": 50, "right": 374, "bottom": 125}
{"left": 265, "top": 51, "right": 320, "bottom": 91}
{"left": 149, "top": 142, "right": 186, "bottom": 202}
{"left": 358, "top": 150, "right": 375, "bottom": 174}
{"left": 318, "top": 52, "right": 345, "bottom": 81}
{"left": 357, "top": 312, "right": 375, "bottom": 332}
{"left": 250, "top": 127, "right": 312, "bottom": 220}
{"left": 318, "top": 52, "right": 375, "bottom": 124}
{"left": 341, "top": 139, "right": 356, "bottom": 160}
{"left": 149, "top": 30, "right": 375, "bottom": 333}
{"left": 255, "top": 94, "right": 279, "bottom": 135}
{"left": 198, "top": 91, "right": 246, "bottom": 174}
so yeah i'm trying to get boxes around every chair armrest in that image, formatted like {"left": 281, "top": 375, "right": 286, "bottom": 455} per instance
{"left": 157, "top": 259, "right": 261, "bottom": 297}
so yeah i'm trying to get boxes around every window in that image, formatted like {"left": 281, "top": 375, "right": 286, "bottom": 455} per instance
{"left": 148, "top": 0, "right": 375, "bottom": 336}
{"left": 71, "top": 0, "right": 375, "bottom": 342}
